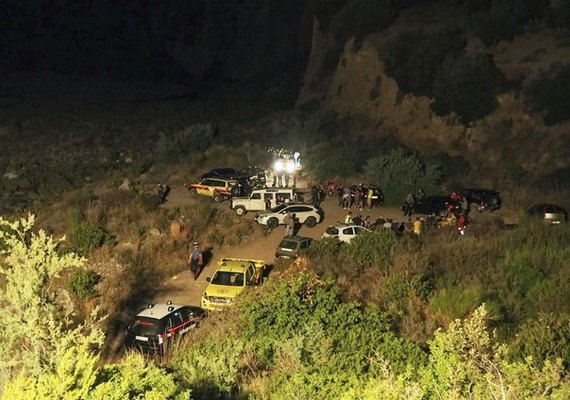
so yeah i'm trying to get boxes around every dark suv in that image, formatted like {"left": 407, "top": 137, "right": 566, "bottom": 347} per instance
{"left": 125, "top": 302, "right": 205, "bottom": 355}
{"left": 201, "top": 168, "right": 239, "bottom": 180}
{"left": 460, "top": 189, "right": 501, "bottom": 212}
{"left": 275, "top": 235, "right": 312, "bottom": 259}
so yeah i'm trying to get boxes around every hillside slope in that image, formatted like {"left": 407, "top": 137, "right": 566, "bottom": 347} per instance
{"left": 297, "top": 1, "right": 570, "bottom": 179}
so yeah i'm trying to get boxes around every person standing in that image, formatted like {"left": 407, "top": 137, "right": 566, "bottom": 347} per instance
{"left": 188, "top": 242, "right": 203, "bottom": 281}
{"left": 344, "top": 211, "right": 353, "bottom": 224}
{"left": 367, "top": 187, "right": 373, "bottom": 210}
{"left": 413, "top": 217, "right": 423, "bottom": 236}
{"left": 283, "top": 212, "right": 294, "bottom": 236}
{"left": 404, "top": 192, "right": 415, "bottom": 217}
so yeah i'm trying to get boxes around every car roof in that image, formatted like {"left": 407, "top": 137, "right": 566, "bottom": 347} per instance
{"left": 202, "top": 177, "right": 237, "bottom": 182}
{"left": 217, "top": 259, "right": 255, "bottom": 272}
{"left": 330, "top": 223, "right": 368, "bottom": 229}
{"left": 137, "top": 303, "right": 185, "bottom": 320}
{"left": 279, "top": 235, "right": 312, "bottom": 242}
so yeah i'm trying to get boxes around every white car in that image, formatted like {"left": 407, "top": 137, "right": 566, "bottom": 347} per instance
{"left": 231, "top": 187, "right": 297, "bottom": 216}
{"left": 322, "top": 223, "right": 371, "bottom": 243}
{"left": 255, "top": 204, "right": 323, "bottom": 229}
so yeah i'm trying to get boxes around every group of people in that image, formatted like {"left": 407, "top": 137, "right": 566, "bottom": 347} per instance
{"left": 345, "top": 210, "right": 424, "bottom": 236}
{"left": 338, "top": 185, "right": 376, "bottom": 210}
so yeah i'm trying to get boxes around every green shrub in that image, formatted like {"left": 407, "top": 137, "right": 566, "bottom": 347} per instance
{"left": 66, "top": 268, "right": 100, "bottom": 300}
{"left": 156, "top": 123, "right": 215, "bottom": 163}
{"left": 524, "top": 64, "right": 570, "bottom": 126}
{"left": 510, "top": 313, "right": 570, "bottom": 368}
{"left": 431, "top": 53, "right": 506, "bottom": 124}
{"left": 68, "top": 211, "right": 110, "bottom": 256}
{"left": 364, "top": 147, "right": 443, "bottom": 190}
{"left": 382, "top": 29, "right": 465, "bottom": 97}
{"left": 429, "top": 285, "right": 483, "bottom": 322}
{"left": 343, "top": 230, "right": 397, "bottom": 271}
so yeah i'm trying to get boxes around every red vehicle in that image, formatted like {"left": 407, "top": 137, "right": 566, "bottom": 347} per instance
{"left": 321, "top": 181, "right": 338, "bottom": 196}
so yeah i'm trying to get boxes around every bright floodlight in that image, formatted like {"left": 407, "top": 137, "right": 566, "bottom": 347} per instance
{"left": 274, "top": 160, "right": 283, "bottom": 172}
{"left": 285, "top": 162, "right": 295, "bottom": 173}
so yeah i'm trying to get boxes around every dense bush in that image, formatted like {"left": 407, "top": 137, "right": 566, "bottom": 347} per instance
{"left": 382, "top": 29, "right": 465, "bottom": 97}
{"left": 156, "top": 123, "right": 215, "bottom": 163}
{"left": 66, "top": 268, "right": 100, "bottom": 300}
{"left": 524, "top": 65, "right": 570, "bottom": 126}
{"left": 364, "top": 147, "right": 443, "bottom": 190}
{"left": 431, "top": 53, "right": 506, "bottom": 124}
{"left": 68, "top": 211, "right": 110, "bottom": 256}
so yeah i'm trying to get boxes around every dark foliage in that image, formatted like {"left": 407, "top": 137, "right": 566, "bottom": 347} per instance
{"left": 431, "top": 53, "right": 506, "bottom": 124}
{"left": 544, "top": 1, "right": 570, "bottom": 30}
{"left": 470, "top": 0, "right": 550, "bottom": 46}
{"left": 382, "top": 29, "right": 466, "bottom": 97}
{"left": 524, "top": 65, "right": 570, "bottom": 126}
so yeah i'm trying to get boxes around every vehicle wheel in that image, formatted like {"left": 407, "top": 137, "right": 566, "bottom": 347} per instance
{"left": 188, "top": 188, "right": 197, "bottom": 196}
{"left": 267, "top": 218, "right": 279, "bottom": 229}
{"left": 305, "top": 216, "right": 317, "bottom": 228}
{"left": 235, "top": 206, "right": 246, "bottom": 216}
{"left": 213, "top": 193, "right": 223, "bottom": 203}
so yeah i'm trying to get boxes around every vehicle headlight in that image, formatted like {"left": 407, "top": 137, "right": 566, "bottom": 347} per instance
{"left": 274, "top": 160, "right": 283, "bottom": 172}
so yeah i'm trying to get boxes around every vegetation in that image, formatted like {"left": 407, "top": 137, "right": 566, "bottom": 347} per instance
{"left": 469, "top": 0, "right": 550, "bottom": 46}
{"left": 524, "top": 64, "right": 570, "bottom": 126}
{"left": 431, "top": 53, "right": 506, "bottom": 124}
{"left": 382, "top": 29, "right": 466, "bottom": 97}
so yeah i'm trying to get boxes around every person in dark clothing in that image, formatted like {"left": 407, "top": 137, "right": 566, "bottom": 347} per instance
{"left": 157, "top": 184, "right": 170, "bottom": 203}
{"left": 188, "top": 242, "right": 203, "bottom": 280}
{"left": 352, "top": 214, "right": 362, "bottom": 226}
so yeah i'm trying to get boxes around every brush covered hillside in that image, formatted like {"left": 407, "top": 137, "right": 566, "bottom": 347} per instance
{"left": 298, "top": 0, "right": 570, "bottom": 180}
{"left": 1, "top": 1, "right": 570, "bottom": 399}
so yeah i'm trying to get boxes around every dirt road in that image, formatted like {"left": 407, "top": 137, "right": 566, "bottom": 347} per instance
{"left": 151, "top": 185, "right": 516, "bottom": 308}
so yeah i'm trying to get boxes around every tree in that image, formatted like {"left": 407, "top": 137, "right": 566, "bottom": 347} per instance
{"left": 0, "top": 215, "right": 190, "bottom": 399}
{"left": 0, "top": 214, "right": 91, "bottom": 383}
{"left": 431, "top": 53, "right": 506, "bottom": 124}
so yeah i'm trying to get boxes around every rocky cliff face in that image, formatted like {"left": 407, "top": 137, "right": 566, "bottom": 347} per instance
{"left": 297, "top": 11, "right": 570, "bottom": 178}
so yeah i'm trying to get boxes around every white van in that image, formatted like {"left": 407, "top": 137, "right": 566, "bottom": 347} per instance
{"left": 230, "top": 188, "right": 297, "bottom": 216}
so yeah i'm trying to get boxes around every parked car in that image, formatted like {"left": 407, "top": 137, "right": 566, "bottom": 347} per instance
{"left": 255, "top": 203, "right": 323, "bottom": 229}
{"left": 125, "top": 302, "right": 204, "bottom": 355}
{"left": 231, "top": 187, "right": 297, "bottom": 216}
{"left": 322, "top": 223, "right": 371, "bottom": 243}
{"left": 201, "top": 258, "right": 266, "bottom": 311}
{"left": 275, "top": 235, "right": 312, "bottom": 258}
{"left": 411, "top": 195, "right": 459, "bottom": 216}
{"left": 185, "top": 177, "right": 237, "bottom": 203}
{"left": 460, "top": 188, "right": 501, "bottom": 212}
{"left": 201, "top": 168, "right": 239, "bottom": 180}
{"left": 526, "top": 204, "right": 568, "bottom": 224}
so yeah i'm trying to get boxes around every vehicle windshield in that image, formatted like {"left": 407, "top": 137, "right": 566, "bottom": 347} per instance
{"left": 128, "top": 317, "right": 163, "bottom": 336}
{"left": 271, "top": 204, "right": 288, "bottom": 212}
{"left": 211, "top": 271, "right": 245, "bottom": 286}
{"left": 325, "top": 227, "right": 339, "bottom": 235}
{"left": 279, "top": 239, "right": 298, "bottom": 250}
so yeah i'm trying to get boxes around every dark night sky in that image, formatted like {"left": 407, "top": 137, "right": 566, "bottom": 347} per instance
{"left": 0, "top": 0, "right": 312, "bottom": 94}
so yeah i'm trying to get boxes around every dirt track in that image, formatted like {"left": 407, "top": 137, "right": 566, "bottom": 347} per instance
{"left": 149, "top": 185, "right": 517, "bottom": 308}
